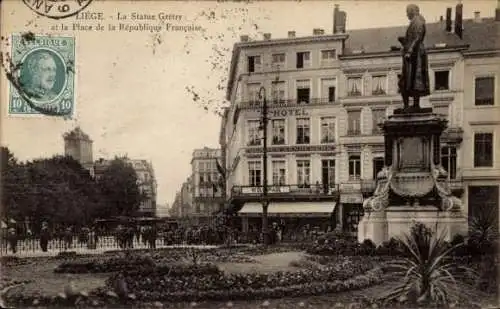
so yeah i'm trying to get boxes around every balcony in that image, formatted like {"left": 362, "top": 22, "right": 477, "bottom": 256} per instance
{"left": 442, "top": 127, "right": 463, "bottom": 144}
{"left": 360, "top": 179, "right": 377, "bottom": 197}
{"left": 240, "top": 98, "right": 337, "bottom": 109}
{"left": 230, "top": 183, "right": 340, "bottom": 201}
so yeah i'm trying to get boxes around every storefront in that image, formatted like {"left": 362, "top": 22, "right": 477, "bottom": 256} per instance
{"left": 340, "top": 193, "right": 364, "bottom": 235}
{"left": 237, "top": 201, "right": 337, "bottom": 241}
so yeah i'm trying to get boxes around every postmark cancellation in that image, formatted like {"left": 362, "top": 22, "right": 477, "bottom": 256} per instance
{"left": 8, "top": 34, "right": 75, "bottom": 116}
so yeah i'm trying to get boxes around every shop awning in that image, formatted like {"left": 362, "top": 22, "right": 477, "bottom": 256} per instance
{"left": 238, "top": 201, "right": 336, "bottom": 217}
{"left": 340, "top": 193, "right": 364, "bottom": 204}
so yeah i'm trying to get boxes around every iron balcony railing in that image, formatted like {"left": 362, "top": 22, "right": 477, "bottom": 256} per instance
{"left": 231, "top": 183, "right": 340, "bottom": 197}
{"left": 242, "top": 98, "right": 337, "bottom": 108}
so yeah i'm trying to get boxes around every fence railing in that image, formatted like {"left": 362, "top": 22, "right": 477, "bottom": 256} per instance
{"left": 0, "top": 231, "right": 229, "bottom": 256}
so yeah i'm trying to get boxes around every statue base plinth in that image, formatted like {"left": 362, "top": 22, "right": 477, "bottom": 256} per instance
{"left": 393, "top": 107, "right": 433, "bottom": 115}
{"left": 358, "top": 206, "right": 467, "bottom": 245}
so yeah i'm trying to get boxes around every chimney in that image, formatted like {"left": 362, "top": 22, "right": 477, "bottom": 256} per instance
{"left": 263, "top": 33, "right": 271, "bottom": 40}
{"left": 313, "top": 28, "right": 325, "bottom": 35}
{"left": 335, "top": 11, "right": 347, "bottom": 33}
{"left": 496, "top": 0, "right": 500, "bottom": 21}
{"left": 240, "top": 35, "right": 249, "bottom": 42}
{"left": 474, "top": 11, "right": 481, "bottom": 22}
{"left": 455, "top": 3, "right": 463, "bottom": 39}
{"left": 333, "top": 4, "right": 339, "bottom": 34}
{"left": 288, "top": 31, "right": 296, "bottom": 38}
{"left": 445, "top": 7, "right": 452, "bottom": 32}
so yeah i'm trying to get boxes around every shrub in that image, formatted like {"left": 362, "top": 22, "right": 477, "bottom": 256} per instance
{"left": 379, "top": 222, "right": 474, "bottom": 307}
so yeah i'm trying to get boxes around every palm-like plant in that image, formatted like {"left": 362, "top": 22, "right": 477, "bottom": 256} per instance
{"left": 379, "top": 223, "right": 477, "bottom": 307}
{"left": 468, "top": 203, "right": 499, "bottom": 255}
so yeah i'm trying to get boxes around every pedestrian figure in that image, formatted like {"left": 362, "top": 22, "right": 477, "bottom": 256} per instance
{"left": 7, "top": 227, "right": 17, "bottom": 254}
{"left": 87, "top": 227, "right": 97, "bottom": 249}
{"left": 40, "top": 223, "right": 50, "bottom": 252}
{"left": 63, "top": 227, "right": 73, "bottom": 250}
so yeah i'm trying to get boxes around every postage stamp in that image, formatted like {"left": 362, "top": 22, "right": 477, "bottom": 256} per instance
{"left": 22, "top": 0, "right": 94, "bottom": 20}
{"left": 8, "top": 34, "right": 75, "bottom": 116}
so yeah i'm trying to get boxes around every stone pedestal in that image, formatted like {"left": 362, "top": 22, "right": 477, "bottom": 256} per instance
{"left": 358, "top": 211, "right": 388, "bottom": 245}
{"left": 358, "top": 108, "right": 467, "bottom": 244}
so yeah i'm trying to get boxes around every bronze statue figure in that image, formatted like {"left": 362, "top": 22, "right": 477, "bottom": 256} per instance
{"left": 398, "top": 4, "right": 430, "bottom": 110}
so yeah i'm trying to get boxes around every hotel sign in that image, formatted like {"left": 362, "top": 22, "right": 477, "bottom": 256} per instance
{"left": 269, "top": 109, "right": 308, "bottom": 118}
{"left": 246, "top": 144, "right": 335, "bottom": 154}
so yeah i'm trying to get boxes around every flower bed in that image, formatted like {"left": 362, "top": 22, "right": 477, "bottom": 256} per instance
{"left": 101, "top": 267, "right": 384, "bottom": 302}
{"left": 54, "top": 249, "right": 258, "bottom": 274}
{"left": 54, "top": 255, "right": 157, "bottom": 273}
{"left": 103, "top": 255, "right": 377, "bottom": 300}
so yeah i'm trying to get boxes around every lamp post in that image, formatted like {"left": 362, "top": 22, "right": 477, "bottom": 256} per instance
{"left": 258, "top": 86, "right": 270, "bottom": 245}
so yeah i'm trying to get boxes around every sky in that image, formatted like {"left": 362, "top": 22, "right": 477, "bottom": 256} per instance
{"left": 0, "top": 0, "right": 497, "bottom": 212}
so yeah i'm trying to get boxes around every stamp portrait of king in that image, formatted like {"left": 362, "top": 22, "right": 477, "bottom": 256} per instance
{"left": 20, "top": 49, "right": 66, "bottom": 102}
{"left": 9, "top": 35, "right": 75, "bottom": 116}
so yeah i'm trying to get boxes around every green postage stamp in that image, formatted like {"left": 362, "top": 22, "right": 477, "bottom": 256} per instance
{"left": 9, "top": 34, "right": 75, "bottom": 116}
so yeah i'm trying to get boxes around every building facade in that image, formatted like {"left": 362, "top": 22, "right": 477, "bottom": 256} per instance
{"left": 63, "top": 127, "right": 94, "bottom": 174}
{"left": 94, "top": 158, "right": 158, "bottom": 217}
{"left": 221, "top": 4, "right": 500, "bottom": 237}
{"left": 191, "top": 147, "right": 224, "bottom": 224}
{"left": 170, "top": 176, "right": 194, "bottom": 218}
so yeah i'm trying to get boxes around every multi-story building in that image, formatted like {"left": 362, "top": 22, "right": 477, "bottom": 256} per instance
{"left": 191, "top": 147, "right": 224, "bottom": 224}
{"left": 170, "top": 176, "right": 194, "bottom": 217}
{"left": 63, "top": 127, "right": 158, "bottom": 216}
{"left": 63, "top": 127, "right": 94, "bottom": 174}
{"left": 221, "top": 4, "right": 500, "bottom": 237}
{"left": 94, "top": 158, "right": 158, "bottom": 217}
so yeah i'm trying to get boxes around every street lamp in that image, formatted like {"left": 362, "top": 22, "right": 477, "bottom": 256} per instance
{"left": 258, "top": 86, "right": 270, "bottom": 245}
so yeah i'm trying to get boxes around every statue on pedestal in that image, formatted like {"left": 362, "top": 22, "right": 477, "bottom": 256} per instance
{"left": 398, "top": 4, "right": 430, "bottom": 110}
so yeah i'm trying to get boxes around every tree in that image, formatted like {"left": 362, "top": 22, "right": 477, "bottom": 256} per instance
{"left": 2, "top": 154, "right": 103, "bottom": 228}
{"left": 97, "top": 157, "right": 144, "bottom": 218}
{"left": 1, "top": 146, "right": 18, "bottom": 171}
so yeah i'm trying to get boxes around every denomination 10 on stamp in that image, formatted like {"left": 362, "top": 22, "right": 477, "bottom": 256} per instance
{"left": 9, "top": 34, "right": 75, "bottom": 116}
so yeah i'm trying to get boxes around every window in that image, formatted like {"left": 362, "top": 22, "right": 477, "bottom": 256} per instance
{"left": 272, "top": 53, "right": 285, "bottom": 64}
{"left": 296, "top": 118, "right": 310, "bottom": 144}
{"left": 441, "top": 146, "right": 457, "bottom": 179}
{"left": 372, "top": 109, "right": 386, "bottom": 134}
{"left": 474, "top": 133, "right": 493, "bottom": 167}
{"left": 349, "top": 155, "right": 361, "bottom": 180}
{"left": 347, "top": 110, "right": 361, "bottom": 135}
{"left": 321, "top": 78, "right": 336, "bottom": 103}
{"left": 434, "top": 70, "right": 450, "bottom": 91}
{"left": 475, "top": 76, "right": 495, "bottom": 106}
{"left": 296, "top": 51, "right": 310, "bottom": 69}
{"left": 272, "top": 119, "right": 285, "bottom": 145}
{"left": 321, "top": 49, "right": 336, "bottom": 61}
{"left": 272, "top": 161, "right": 286, "bottom": 185}
{"left": 247, "top": 55, "right": 261, "bottom": 73}
{"left": 373, "top": 157, "right": 385, "bottom": 179}
{"left": 247, "top": 83, "right": 261, "bottom": 105}
{"left": 372, "top": 75, "right": 387, "bottom": 95}
{"left": 248, "top": 161, "right": 262, "bottom": 186}
{"left": 347, "top": 77, "right": 362, "bottom": 96}
{"left": 321, "top": 117, "right": 335, "bottom": 143}
{"left": 297, "top": 160, "right": 311, "bottom": 187}
{"left": 296, "top": 80, "right": 310, "bottom": 104}
{"left": 321, "top": 159, "right": 335, "bottom": 187}
{"left": 272, "top": 81, "right": 286, "bottom": 104}
{"left": 247, "top": 120, "right": 261, "bottom": 146}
